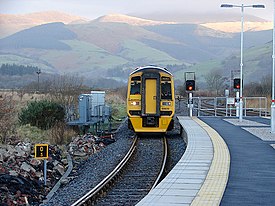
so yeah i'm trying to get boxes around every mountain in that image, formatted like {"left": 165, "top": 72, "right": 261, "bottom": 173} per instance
{"left": 0, "top": 22, "right": 76, "bottom": 50}
{"left": 179, "top": 40, "right": 273, "bottom": 85}
{"left": 94, "top": 14, "right": 177, "bottom": 26}
{"left": 132, "top": 10, "right": 267, "bottom": 24}
{"left": 0, "top": 13, "right": 273, "bottom": 87}
{"left": 0, "top": 11, "right": 88, "bottom": 38}
{"left": 201, "top": 22, "right": 272, "bottom": 33}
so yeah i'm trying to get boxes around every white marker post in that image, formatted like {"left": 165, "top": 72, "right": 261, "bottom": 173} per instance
{"left": 236, "top": 91, "right": 240, "bottom": 117}
{"left": 189, "top": 92, "right": 193, "bottom": 117}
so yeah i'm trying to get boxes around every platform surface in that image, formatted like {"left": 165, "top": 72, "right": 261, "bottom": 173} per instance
{"left": 137, "top": 116, "right": 230, "bottom": 206}
{"left": 200, "top": 117, "right": 275, "bottom": 206}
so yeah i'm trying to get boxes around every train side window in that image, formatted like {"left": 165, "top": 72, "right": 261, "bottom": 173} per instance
{"left": 161, "top": 82, "right": 172, "bottom": 100}
{"left": 130, "top": 82, "right": 141, "bottom": 95}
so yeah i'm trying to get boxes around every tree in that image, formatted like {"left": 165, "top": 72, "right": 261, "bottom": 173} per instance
{"left": 204, "top": 69, "right": 227, "bottom": 95}
{"left": 19, "top": 100, "right": 65, "bottom": 130}
{"left": 0, "top": 94, "right": 16, "bottom": 143}
{"left": 49, "top": 74, "right": 86, "bottom": 103}
{"left": 244, "top": 75, "right": 271, "bottom": 97}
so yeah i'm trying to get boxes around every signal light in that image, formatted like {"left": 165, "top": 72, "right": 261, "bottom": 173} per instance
{"left": 186, "top": 80, "right": 195, "bottom": 91}
{"left": 233, "top": 78, "right": 240, "bottom": 90}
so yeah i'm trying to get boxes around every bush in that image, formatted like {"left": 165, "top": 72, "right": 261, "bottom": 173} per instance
{"left": 49, "top": 121, "right": 76, "bottom": 145}
{"left": 19, "top": 100, "right": 65, "bottom": 130}
{"left": 0, "top": 94, "right": 16, "bottom": 143}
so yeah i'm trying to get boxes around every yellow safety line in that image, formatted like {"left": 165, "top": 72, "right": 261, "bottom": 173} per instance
{"left": 191, "top": 117, "right": 230, "bottom": 206}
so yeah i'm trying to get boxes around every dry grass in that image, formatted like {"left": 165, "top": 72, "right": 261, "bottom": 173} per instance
{"left": 244, "top": 97, "right": 270, "bottom": 112}
{"left": 1, "top": 90, "right": 126, "bottom": 144}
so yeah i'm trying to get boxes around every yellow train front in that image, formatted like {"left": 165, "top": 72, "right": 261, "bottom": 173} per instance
{"left": 127, "top": 66, "right": 175, "bottom": 134}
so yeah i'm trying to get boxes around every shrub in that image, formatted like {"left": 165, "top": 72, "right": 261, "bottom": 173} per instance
{"left": 49, "top": 121, "right": 76, "bottom": 145}
{"left": 19, "top": 100, "right": 65, "bottom": 130}
{"left": 0, "top": 94, "right": 16, "bottom": 143}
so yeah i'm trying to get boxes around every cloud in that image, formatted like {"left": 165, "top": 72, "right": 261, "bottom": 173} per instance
{"left": 0, "top": 0, "right": 272, "bottom": 21}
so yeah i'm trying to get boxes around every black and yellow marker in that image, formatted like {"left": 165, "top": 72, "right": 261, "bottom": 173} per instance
{"left": 34, "top": 144, "right": 49, "bottom": 159}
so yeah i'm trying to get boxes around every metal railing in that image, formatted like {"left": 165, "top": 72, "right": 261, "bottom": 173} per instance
{"left": 190, "top": 96, "right": 268, "bottom": 117}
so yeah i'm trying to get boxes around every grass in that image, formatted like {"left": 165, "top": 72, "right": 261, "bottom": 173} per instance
{"left": 1, "top": 90, "right": 128, "bottom": 144}
{"left": 41, "top": 40, "right": 128, "bottom": 73}
{"left": 106, "top": 93, "right": 127, "bottom": 120}
{"left": 173, "top": 59, "right": 222, "bottom": 82}
{"left": 0, "top": 54, "right": 56, "bottom": 73}
{"left": 16, "top": 124, "right": 50, "bottom": 143}
{"left": 119, "top": 40, "right": 183, "bottom": 66}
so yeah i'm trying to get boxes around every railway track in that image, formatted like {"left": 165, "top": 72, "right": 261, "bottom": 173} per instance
{"left": 72, "top": 135, "right": 167, "bottom": 206}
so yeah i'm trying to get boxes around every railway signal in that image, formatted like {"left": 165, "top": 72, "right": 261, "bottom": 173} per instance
{"left": 185, "top": 72, "right": 195, "bottom": 117}
{"left": 186, "top": 80, "right": 195, "bottom": 91}
{"left": 233, "top": 78, "right": 240, "bottom": 90}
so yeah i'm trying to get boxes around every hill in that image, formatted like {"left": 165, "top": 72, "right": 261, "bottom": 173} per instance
{"left": 177, "top": 40, "right": 273, "bottom": 87}
{"left": 94, "top": 14, "right": 177, "bottom": 26}
{"left": 201, "top": 22, "right": 272, "bottom": 33}
{"left": 0, "top": 11, "right": 88, "bottom": 38}
{"left": 0, "top": 22, "right": 76, "bottom": 50}
{"left": 0, "top": 13, "right": 273, "bottom": 88}
{"left": 132, "top": 10, "right": 266, "bottom": 23}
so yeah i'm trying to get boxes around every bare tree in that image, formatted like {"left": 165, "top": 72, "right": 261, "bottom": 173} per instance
{"left": 47, "top": 74, "right": 88, "bottom": 121}
{"left": 245, "top": 75, "right": 271, "bottom": 97}
{"left": 0, "top": 94, "right": 16, "bottom": 143}
{"left": 204, "top": 69, "right": 227, "bottom": 95}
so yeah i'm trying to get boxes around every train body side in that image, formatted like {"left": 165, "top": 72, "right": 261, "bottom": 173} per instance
{"left": 127, "top": 66, "right": 175, "bottom": 133}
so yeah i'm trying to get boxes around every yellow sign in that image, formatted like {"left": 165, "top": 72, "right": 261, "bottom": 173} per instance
{"left": 34, "top": 144, "right": 49, "bottom": 159}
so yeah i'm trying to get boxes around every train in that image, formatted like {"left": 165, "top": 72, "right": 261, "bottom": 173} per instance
{"left": 127, "top": 66, "right": 175, "bottom": 134}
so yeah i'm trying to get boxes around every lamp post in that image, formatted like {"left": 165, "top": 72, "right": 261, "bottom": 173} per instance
{"left": 221, "top": 3, "right": 265, "bottom": 122}
{"left": 36, "top": 69, "right": 41, "bottom": 92}
{"left": 272, "top": 1, "right": 275, "bottom": 133}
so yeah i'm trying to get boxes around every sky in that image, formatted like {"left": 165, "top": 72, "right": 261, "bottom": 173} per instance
{"left": 0, "top": 0, "right": 273, "bottom": 21}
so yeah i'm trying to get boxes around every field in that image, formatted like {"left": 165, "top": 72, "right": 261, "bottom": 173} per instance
{"left": 0, "top": 90, "right": 127, "bottom": 144}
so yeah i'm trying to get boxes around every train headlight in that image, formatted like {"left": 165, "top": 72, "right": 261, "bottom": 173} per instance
{"left": 162, "top": 102, "right": 171, "bottom": 106}
{"left": 131, "top": 101, "right": 140, "bottom": 106}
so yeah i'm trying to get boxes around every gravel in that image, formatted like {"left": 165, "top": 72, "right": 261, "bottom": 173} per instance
{"left": 96, "top": 137, "right": 164, "bottom": 206}
{"left": 242, "top": 127, "right": 275, "bottom": 141}
{"left": 45, "top": 99, "right": 188, "bottom": 206}
{"left": 223, "top": 118, "right": 267, "bottom": 127}
{"left": 46, "top": 120, "right": 135, "bottom": 206}
{"left": 222, "top": 118, "right": 275, "bottom": 141}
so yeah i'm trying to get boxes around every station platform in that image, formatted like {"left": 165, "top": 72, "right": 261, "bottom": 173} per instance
{"left": 137, "top": 116, "right": 275, "bottom": 206}
{"left": 200, "top": 117, "right": 275, "bottom": 206}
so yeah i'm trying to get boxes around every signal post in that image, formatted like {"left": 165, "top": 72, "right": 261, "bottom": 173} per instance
{"left": 185, "top": 72, "right": 195, "bottom": 117}
{"left": 233, "top": 78, "right": 241, "bottom": 117}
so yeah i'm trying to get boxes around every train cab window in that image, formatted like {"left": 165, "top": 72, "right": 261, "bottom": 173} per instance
{"left": 130, "top": 81, "right": 141, "bottom": 95}
{"left": 161, "top": 82, "right": 172, "bottom": 100}
{"left": 131, "top": 76, "right": 141, "bottom": 81}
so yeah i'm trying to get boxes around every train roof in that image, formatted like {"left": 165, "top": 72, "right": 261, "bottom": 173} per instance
{"left": 130, "top": 66, "right": 173, "bottom": 76}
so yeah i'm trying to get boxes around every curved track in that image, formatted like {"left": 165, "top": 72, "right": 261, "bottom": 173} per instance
{"left": 72, "top": 135, "right": 167, "bottom": 206}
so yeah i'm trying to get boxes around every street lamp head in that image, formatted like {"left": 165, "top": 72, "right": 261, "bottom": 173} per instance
{"left": 221, "top": 4, "right": 233, "bottom": 8}
{"left": 36, "top": 69, "right": 41, "bottom": 75}
{"left": 252, "top": 5, "right": 265, "bottom": 8}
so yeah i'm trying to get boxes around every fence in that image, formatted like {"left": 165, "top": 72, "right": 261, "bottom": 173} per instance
{"left": 185, "top": 96, "right": 268, "bottom": 117}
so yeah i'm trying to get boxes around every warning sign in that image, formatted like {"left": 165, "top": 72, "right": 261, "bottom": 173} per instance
{"left": 34, "top": 144, "right": 49, "bottom": 159}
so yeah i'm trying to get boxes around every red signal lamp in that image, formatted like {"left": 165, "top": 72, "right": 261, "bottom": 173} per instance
{"left": 233, "top": 78, "right": 241, "bottom": 90}
{"left": 185, "top": 80, "right": 195, "bottom": 91}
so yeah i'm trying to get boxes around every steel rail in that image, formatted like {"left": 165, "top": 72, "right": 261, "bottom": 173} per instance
{"left": 150, "top": 136, "right": 168, "bottom": 190}
{"left": 71, "top": 136, "right": 138, "bottom": 206}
